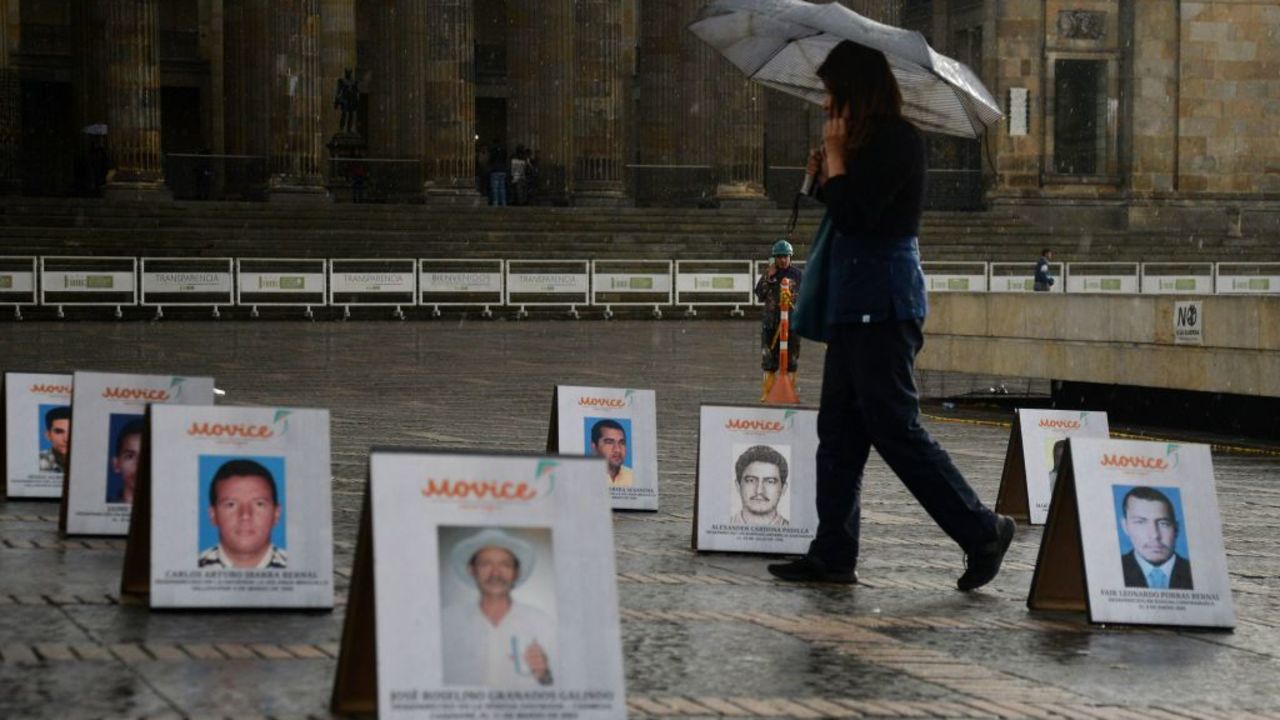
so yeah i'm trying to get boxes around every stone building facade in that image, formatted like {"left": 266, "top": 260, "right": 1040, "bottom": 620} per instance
{"left": 0, "top": 0, "right": 1275, "bottom": 227}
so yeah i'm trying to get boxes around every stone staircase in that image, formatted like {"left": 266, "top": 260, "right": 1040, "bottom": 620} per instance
{"left": 0, "top": 197, "right": 1271, "bottom": 264}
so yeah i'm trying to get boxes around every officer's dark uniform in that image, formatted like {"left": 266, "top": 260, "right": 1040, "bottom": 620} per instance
{"left": 754, "top": 264, "right": 803, "bottom": 372}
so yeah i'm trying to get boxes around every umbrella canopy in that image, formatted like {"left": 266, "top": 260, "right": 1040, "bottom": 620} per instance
{"left": 688, "top": 0, "right": 1002, "bottom": 139}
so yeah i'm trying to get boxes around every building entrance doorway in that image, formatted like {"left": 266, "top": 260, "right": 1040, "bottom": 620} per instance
{"left": 21, "top": 81, "right": 75, "bottom": 196}
{"left": 476, "top": 97, "right": 507, "bottom": 155}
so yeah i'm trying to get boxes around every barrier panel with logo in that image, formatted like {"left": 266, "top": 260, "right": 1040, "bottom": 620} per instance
{"left": 122, "top": 404, "right": 334, "bottom": 609}
{"left": 675, "top": 260, "right": 753, "bottom": 316}
{"left": 1214, "top": 262, "right": 1280, "bottom": 295}
{"left": 419, "top": 259, "right": 505, "bottom": 317}
{"left": 40, "top": 256, "right": 138, "bottom": 313}
{"left": 236, "top": 258, "right": 328, "bottom": 316}
{"left": 989, "top": 262, "right": 1063, "bottom": 293}
{"left": 548, "top": 385, "right": 659, "bottom": 511}
{"left": 62, "top": 371, "right": 216, "bottom": 537}
{"left": 693, "top": 404, "right": 818, "bottom": 555}
{"left": 1029, "top": 438, "right": 1234, "bottom": 629}
{"left": 140, "top": 258, "right": 235, "bottom": 317}
{"left": 1139, "top": 263, "right": 1214, "bottom": 295}
{"left": 331, "top": 449, "right": 627, "bottom": 719}
{"left": 0, "top": 256, "right": 37, "bottom": 317}
{"left": 921, "top": 261, "right": 988, "bottom": 292}
{"left": 3, "top": 372, "right": 74, "bottom": 499}
{"left": 329, "top": 259, "right": 417, "bottom": 318}
{"left": 995, "top": 409, "right": 1110, "bottom": 525}
{"left": 1065, "top": 263, "right": 1140, "bottom": 294}
{"left": 590, "top": 260, "right": 673, "bottom": 318}
{"left": 506, "top": 260, "right": 590, "bottom": 318}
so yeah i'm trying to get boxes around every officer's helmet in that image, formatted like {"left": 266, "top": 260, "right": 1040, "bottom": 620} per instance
{"left": 771, "top": 239, "right": 794, "bottom": 257}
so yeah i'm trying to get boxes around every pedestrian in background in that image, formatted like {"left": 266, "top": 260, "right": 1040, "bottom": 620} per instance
{"left": 1034, "top": 248, "right": 1055, "bottom": 291}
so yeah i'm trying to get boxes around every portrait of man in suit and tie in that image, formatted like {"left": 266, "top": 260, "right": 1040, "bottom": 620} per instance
{"left": 1117, "top": 485, "right": 1193, "bottom": 590}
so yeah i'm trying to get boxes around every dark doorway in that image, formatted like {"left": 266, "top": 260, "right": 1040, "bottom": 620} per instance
{"left": 21, "top": 81, "right": 75, "bottom": 196}
{"left": 476, "top": 97, "right": 507, "bottom": 151}
{"left": 161, "top": 86, "right": 203, "bottom": 155}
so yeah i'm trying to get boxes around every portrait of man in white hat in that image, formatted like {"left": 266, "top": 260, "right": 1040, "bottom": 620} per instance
{"left": 440, "top": 527, "right": 557, "bottom": 687}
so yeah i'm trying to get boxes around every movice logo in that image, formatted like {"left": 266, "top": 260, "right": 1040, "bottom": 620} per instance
{"left": 577, "top": 390, "right": 634, "bottom": 409}
{"left": 422, "top": 459, "right": 558, "bottom": 503}
{"left": 725, "top": 410, "right": 797, "bottom": 434}
{"left": 1100, "top": 445, "right": 1180, "bottom": 473}
{"left": 188, "top": 422, "right": 274, "bottom": 439}
{"left": 186, "top": 410, "right": 291, "bottom": 441}
{"left": 103, "top": 387, "right": 171, "bottom": 402}
{"left": 102, "top": 377, "right": 188, "bottom": 403}
{"left": 1038, "top": 418, "right": 1082, "bottom": 430}
{"left": 30, "top": 384, "right": 73, "bottom": 395}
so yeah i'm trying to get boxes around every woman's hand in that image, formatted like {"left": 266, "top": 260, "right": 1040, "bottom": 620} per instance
{"left": 805, "top": 148, "right": 823, "bottom": 177}
{"left": 823, "top": 116, "right": 848, "bottom": 177}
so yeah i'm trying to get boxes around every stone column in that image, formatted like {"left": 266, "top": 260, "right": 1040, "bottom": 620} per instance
{"left": 102, "top": 0, "right": 167, "bottom": 197}
{"left": 636, "top": 0, "right": 681, "bottom": 169}
{"left": 0, "top": 0, "right": 20, "bottom": 193}
{"left": 397, "top": 0, "right": 428, "bottom": 178}
{"left": 419, "top": 0, "right": 479, "bottom": 202}
{"left": 682, "top": 0, "right": 718, "bottom": 184}
{"left": 361, "top": 0, "right": 399, "bottom": 158}
{"left": 713, "top": 70, "right": 767, "bottom": 205}
{"left": 508, "top": 0, "right": 574, "bottom": 202}
{"left": 224, "top": 0, "right": 272, "bottom": 159}
{"left": 269, "top": 0, "right": 329, "bottom": 200}
{"left": 572, "top": 0, "right": 627, "bottom": 204}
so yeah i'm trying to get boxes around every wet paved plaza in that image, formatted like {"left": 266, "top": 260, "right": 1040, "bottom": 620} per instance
{"left": 1, "top": 320, "right": 1278, "bottom": 720}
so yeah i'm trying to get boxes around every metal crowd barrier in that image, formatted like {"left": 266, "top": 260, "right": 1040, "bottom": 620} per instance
{"left": 419, "top": 259, "right": 504, "bottom": 318}
{"left": 140, "top": 258, "right": 235, "bottom": 319}
{"left": 921, "top": 261, "right": 988, "bottom": 292}
{"left": 4, "top": 256, "right": 1278, "bottom": 321}
{"left": 505, "top": 260, "right": 590, "bottom": 319}
{"left": 675, "top": 260, "right": 753, "bottom": 317}
{"left": 236, "top": 258, "right": 327, "bottom": 318}
{"left": 41, "top": 256, "right": 138, "bottom": 318}
{"left": 0, "top": 256, "right": 37, "bottom": 319}
{"left": 591, "top": 260, "right": 673, "bottom": 319}
{"left": 329, "top": 259, "right": 417, "bottom": 319}
{"left": 1064, "top": 262, "right": 1140, "bottom": 294}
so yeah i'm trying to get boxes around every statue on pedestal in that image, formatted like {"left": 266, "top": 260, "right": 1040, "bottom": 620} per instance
{"left": 334, "top": 68, "right": 360, "bottom": 136}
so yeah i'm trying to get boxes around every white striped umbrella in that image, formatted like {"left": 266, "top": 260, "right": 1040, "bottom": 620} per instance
{"left": 689, "top": 0, "right": 1003, "bottom": 139}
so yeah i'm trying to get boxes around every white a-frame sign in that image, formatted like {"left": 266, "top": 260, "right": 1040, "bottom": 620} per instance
{"left": 1028, "top": 438, "right": 1234, "bottom": 629}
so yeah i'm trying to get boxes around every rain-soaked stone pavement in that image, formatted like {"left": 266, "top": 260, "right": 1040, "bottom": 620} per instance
{"left": 0, "top": 320, "right": 1278, "bottom": 720}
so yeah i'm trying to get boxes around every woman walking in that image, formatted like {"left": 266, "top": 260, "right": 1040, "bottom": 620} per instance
{"left": 768, "top": 41, "right": 1015, "bottom": 591}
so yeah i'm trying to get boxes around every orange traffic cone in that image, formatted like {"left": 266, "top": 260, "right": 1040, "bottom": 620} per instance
{"left": 764, "top": 278, "right": 800, "bottom": 405}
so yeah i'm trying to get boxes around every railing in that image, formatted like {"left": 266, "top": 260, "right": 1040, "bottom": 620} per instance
{"left": 1, "top": 257, "right": 1275, "bottom": 320}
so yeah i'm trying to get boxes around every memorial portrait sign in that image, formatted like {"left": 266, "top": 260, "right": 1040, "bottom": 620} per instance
{"left": 122, "top": 404, "right": 334, "bottom": 609}
{"left": 62, "top": 371, "right": 215, "bottom": 536}
{"left": 693, "top": 404, "right": 818, "bottom": 555}
{"left": 331, "top": 449, "right": 627, "bottom": 720}
{"left": 547, "top": 386, "right": 658, "bottom": 511}
{"left": 1029, "top": 438, "right": 1234, "bottom": 629}
{"left": 3, "top": 372, "right": 74, "bottom": 498}
{"left": 995, "top": 409, "right": 1110, "bottom": 525}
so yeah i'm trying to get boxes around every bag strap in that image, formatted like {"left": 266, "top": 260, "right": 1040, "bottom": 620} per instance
{"left": 786, "top": 192, "right": 803, "bottom": 240}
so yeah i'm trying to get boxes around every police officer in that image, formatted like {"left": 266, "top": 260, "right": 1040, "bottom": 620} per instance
{"left": 755, "top": 239, "right": 803, "bottom": 401}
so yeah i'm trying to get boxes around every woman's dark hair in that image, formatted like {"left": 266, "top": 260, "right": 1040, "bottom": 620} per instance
{"left": 816, "top": 41, "right": 904, "bottom": 157}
